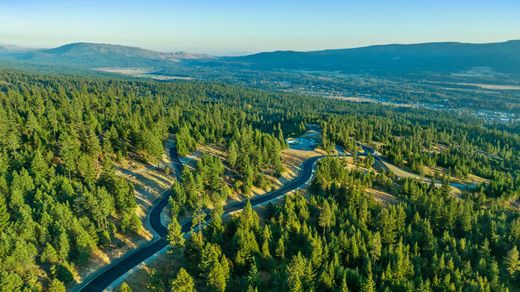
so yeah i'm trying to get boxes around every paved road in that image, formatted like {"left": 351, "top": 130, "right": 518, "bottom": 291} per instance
{"left": 80, "top": 141, "right": 463, "bottom": 291}
{"left": 358, "top": 142, "right": 474, "bottom": 192}
{"left": 79, "top": 147, "right": 323, "bottom": 291}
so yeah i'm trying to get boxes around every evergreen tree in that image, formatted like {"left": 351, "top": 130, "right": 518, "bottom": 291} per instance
{"left": 59, "top": 132, "right": 81, "bottom": 179}
{"left": 340, "top": 273, "right": 349, "bottom": 292}
{"left": 371, "top": 232, "right": 382, "bottom": 262}
{"left": 361, "top": 260, "right": 376, "bottom": 292}
{"left": 171, "top": 268, "right": 196, "bottom": 292}
{"left": 275, "top": 235, "right": 285, "bottom": 259}
{"left": 49, "top": 279, "right": 66, "bottom": 292}
{"left": 142, "top": 129, "right": 164, "bottom": 164}
{"left": 287, "top": 252, "right": 310, "bottom": 292}
{"left": 247, "top": 259, "right": 260, "bottom": 290}
{"left": 208, "top": 204, "right": 224, "bottom": 242}
{"left": 228, "top": 141, "right": 238, "bottom": 168}
{"left": 277, "top": 123, "right": 286, "bottom": 149}
{"left": 319, "top": 200, "right": 332, "bottom": 236}
{"left": 200, "top": 243, "right": 230, "bottom": 292}
{"left": 118, "top": 282, "right": 132, "bottom": 292}
{"left": 192, "top": 207, "right": 206, "bottom": 235}
{"left": 167, "top": 216, "right": 185, "bottom": 253}
{"left": 0, "top": 193, "right": 9, "bottom": 232}
{"left": 506, "top": 246, "right": 519, "bottom": 277}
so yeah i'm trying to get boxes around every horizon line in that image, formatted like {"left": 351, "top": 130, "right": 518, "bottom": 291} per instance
{"left": 2, "top": 38, "right": 519, "bottom": 57}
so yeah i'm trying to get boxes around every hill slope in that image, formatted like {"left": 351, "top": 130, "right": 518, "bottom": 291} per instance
{"left": 2, "top": 41, "right": 519, "bottom": 77}
{"left": 15, "top": 42, "right": 207, "bottom": 68}
{"left": 223, "top": 40, "right": 520, "bottom": 76}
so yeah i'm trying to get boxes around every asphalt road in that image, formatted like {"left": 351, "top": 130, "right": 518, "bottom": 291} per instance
{"left": 79, "top": 142, "right": 446, "bottom": 291}
{"left": 79, "top": 147, "right": 322, "bottom": 291}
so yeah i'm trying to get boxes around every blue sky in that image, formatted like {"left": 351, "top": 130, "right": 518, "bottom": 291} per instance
{"left": 1, "top": 0, "right": 519, "bottom": 55}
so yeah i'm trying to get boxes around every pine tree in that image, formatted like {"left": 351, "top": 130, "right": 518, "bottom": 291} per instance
{"left": 41, "top": 243, "right": 59, "bottom": 264}
{"left": 0, "top": 193, "right": 9, "bottom": 232}
{"left": 49, "top": 279, "right": 66, "bottom": 292}
{"left": 371, "top": 232, "right": 382, "bottom": 262}
{"left": 239, "top": 200, "right": 260, "bottom": 231}
{"left": 228, "top": 141, "right": 238, "bottom": 168}
{"left": 273, "top": 154, "right": 284, "bottom": 177}
{"left": 58, "top": 231, "right": 70, "bottom": 260}
{"left": 142, "top": 129, "right": 164, "bottom": 165}
{"left": 277, "top": 123, "right": 286, "bottom": 149}
{"left": 171, "top": 268, "right": 196, "bottom": 292}
{"left": 262, "top": 238, "right": 271, "bottom": 259}
{"left": 287, "top": 252, "right": 309, "bottom": 292}
{"left": 59, "top": 132, "right": 80, "bottom": 179}
{"left": 275, "top": 235, "right": 285, "bottom": 259}
{"left": 167, "top": 216, "right": 185, "bottom": 254}
{"left": 247, "top": 259, "right": 259, "bottom": 290}
{"left": 200, "top": 243, "right": 230, "bottom": 292}
{"left": 30, "top": 151, "right": 49, "bottom": 184}
{"left": 319, "top": 200, "right": 332, "bottom": 236}
{"left": 361, "top": 260, "right": 376, "bottom": 292}
{"left": 506, "top": 246, "right": 519, "bottom": 277}
{"left": 118, "top": 282, "right": 132, "bottom": 292}
{"left": 208, "top": 205, "right": 224, "bottom": 242}
{"left": 340, "top": 272, "right": 349, "bottom": 292}
{"left": 192, "top": 207, "right": 206, "bottom": 235}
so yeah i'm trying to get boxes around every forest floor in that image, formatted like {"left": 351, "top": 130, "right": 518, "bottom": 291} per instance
{"left": 366, "top": 187, "right": 400, "bottom": 205}
{"left": 511, "top": 199, "right": 520, "bottom": 211}
{"left": 73, "top": 145, "right": 176, "bottom": 286}
{"left": 119, "top": 252, "right": 177, "bottom": 291}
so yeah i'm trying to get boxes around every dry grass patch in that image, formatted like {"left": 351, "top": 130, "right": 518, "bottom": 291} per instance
{"left": 116, "top": 253, "right": 181, "bottom": 291}
{"left": 281, "top": 148, "right": 325, "bottom": 182}
{"left": 74, "top": 230, "right": 151, "bottom": 285}
{"left": 366, "top": 187, "right": 399, "bottom": 205}
{"left": 423, "top": 165, "right": 488, "bottom": 186}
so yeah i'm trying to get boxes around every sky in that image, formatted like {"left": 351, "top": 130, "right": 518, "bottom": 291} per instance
{"left": 1, "top": 0, "right": 519, "bottom": 55}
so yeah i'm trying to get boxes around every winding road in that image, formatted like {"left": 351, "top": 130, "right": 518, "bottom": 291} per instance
{"left": 358, "top": 142, "right": 475, "bottom": 192}
{"left": 79, "top": 141, "right": 468, "bottom": 291}
{"left": 78, "top": 147, "right": 323, "bottom": 291}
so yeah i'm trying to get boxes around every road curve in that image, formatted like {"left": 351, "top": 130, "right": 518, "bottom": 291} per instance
{"left": 79, "top": 147, "right": 323, "bottom": 291}
{"left": 357, "top": 142, "right": 474, "bottom": 191}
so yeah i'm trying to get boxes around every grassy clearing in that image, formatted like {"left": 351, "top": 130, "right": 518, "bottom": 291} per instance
{"left": 366, "top": 187, "right": 399, "bottom": 205}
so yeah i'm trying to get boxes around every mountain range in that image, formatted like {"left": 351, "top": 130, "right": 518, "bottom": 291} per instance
{"left": 0, "top": 42, "right": 209, "bottom": 68}
{"left": 1, "top": 40, "right": 519, "bottom": 77}
{"left": 217, "top": 40, "right": 520, "bottom": 76}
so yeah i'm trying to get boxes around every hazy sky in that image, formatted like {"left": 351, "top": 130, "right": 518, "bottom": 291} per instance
{"left": 1, "top": 0, "right": 519, "bottom": 55}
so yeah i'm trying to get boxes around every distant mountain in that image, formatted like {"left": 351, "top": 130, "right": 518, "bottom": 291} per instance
{"left": 0, "top": 44, "right": 33, "bottom": 56}
{"left": 218, "top": 40, "right": 520, "bottom": 77}
{"left": 2, "top": 41, "right": 519, "bottom": 78}
{"left": 8, "top": 42, "right": 209, "bottom": 68}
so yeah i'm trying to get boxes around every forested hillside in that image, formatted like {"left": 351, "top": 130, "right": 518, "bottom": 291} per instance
{"left": 222, "top": 40, "right": 520, "bottom": 76}
{"left": 0, "top": 70, "right": 518, "bottom": 291}
{"left": 154, "top": 157, "right": 519, "bottom": 291}
{"left": 0, "top": 70, "right": 308, "bottom": 290}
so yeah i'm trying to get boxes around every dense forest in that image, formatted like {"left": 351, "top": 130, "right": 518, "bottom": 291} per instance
{"left": 0, "top": 70, "right": 297, "bottom": 290}
{"left": 320, "top": 111, "right": 520, "bottom": 204}
{"left": 149, "top": 157, "right": 519, "bottom": 291}
{"left": 0, "top": 69, "right": 518, "bottom": 291}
